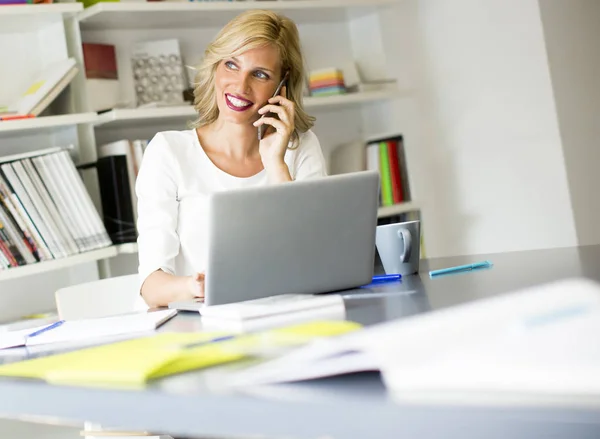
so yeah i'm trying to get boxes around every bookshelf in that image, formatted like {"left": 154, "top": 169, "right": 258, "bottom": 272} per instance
{"left": 0, "top": 0, "right": 420, "bottom": 321}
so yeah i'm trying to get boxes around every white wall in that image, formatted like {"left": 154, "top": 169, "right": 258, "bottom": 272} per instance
{"left": 414, "top": 0, "right": 577, "bottom": 257}
{"left": 538, "top": 0, "right": 600, "bottom": 247}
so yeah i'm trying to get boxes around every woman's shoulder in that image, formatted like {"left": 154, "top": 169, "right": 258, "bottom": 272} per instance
{"left": 297, "top": 129, "right": 320, "bottom": 147}
{"left": 291, "top": 129, "right": 321, "bottom": 156}
{"left": 144, "top": 129, "right": 198, "bottom": 162}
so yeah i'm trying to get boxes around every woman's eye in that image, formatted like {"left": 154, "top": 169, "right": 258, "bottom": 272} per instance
{"left": 254, "top": 71, "right": 269, "bottom": 80}
{"left": 224, "top": 61, "right": 237, "bottom": 70}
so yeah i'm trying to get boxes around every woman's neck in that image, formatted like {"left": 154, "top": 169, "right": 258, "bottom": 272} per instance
{"left": 200, "top": 117, "right": 259, "bottom": 161}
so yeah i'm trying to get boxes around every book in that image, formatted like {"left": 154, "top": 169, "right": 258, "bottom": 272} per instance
{"left": 0, "top": 320, "right": 361, "bottom": 388}
{"left": 8, "top": 58, "right": 78, "bottom": 117}
{"left": 225, "top": 278, "right": 600, "bottom": 405}
{"left": 96, "top": 153, "right": 136, "bottom": 244}
{"left": 366, "top": 135, "right": 410, "bottom": 207}
{"left": 82, "top": 43, "right": 118, "bottom": 80}
{"left": 0, "top": 309, "right": 177, "bottom": 350}
{"left": 378, "top": 142, "right": 393, "bottom": 206}
{"left": 131, "top": 39, "right": 186, "bottom": 107}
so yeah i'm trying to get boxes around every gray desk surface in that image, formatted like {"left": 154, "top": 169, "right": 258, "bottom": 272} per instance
{"left": 2, "top": 245, "right": 600, "bottom": 438}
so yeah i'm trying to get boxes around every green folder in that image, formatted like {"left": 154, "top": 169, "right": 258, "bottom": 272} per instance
{"left": 379, "top": 142, "right": 394, "bottom": 206}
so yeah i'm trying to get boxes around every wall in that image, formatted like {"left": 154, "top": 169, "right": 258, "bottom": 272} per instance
{"left": 538, "top": 0, "right": 600, "bottom": 247}
{"left": 415, "top": 0, "right": 577, "bottom": 257}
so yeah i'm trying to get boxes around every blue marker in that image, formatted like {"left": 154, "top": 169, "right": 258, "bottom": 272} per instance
{"left": 429, "top": 260, "right": 493, "bottom": 277}
{"left": 183, "top": 335, "right": 235, "bottom": 349}
{"left": 371, "top": 274, "right": 402, "bottom": 283}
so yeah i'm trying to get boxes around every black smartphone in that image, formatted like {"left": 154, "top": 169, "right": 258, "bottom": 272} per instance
{"left": 258, "top": 71, "right": 289, "bottom": 140}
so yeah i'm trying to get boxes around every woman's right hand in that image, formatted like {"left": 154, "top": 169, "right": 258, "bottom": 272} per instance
{"left": 141, "top": 270, "right": 205, "bottom": 308}
{"left": 187, "top": 272, "right": 205, "bottom": 299}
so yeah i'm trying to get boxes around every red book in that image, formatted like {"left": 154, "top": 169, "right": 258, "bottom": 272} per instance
{"left": 82, "top": 43, "right": 118, "bottom": 80}
{"left": 387, "top": 140, "right": 403, "bottom": 204}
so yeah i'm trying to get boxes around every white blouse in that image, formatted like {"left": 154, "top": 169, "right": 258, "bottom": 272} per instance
{"left": 135, "top": 128, "right": 327, "bottom": 289}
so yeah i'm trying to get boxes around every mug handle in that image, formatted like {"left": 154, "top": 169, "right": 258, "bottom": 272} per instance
{"left": 398, "top": 229, "right": 412, "bottom": 262}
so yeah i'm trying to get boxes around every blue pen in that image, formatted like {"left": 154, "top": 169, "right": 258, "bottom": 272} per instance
{"left": 370, "top": 274, "right": 402, "bottom": 283}
{"left": 183, "top": 335, "right": 235, "bottom": 349}
{"left": 26, "top": 320, "right": 65, "bottom": 339}
{"left": 429, "top": 260, "right": 493, "bottom": 277}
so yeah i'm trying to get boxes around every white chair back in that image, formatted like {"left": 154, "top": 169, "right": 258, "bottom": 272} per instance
{"left": 55, "top": 274, "right": 148, "bottom": 320}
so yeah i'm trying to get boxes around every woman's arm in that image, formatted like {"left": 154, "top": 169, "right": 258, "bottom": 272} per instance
{"left": 136, "top": 133, "right": 202, "bottom": 307}
{"left": 141, "top": 270, "right": 204, "bottom": 308}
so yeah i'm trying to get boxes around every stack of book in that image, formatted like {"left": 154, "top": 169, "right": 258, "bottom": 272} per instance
{"left": 366, "top": 135, "right": 410, "bottom": 207}
{"left": 97, "top": 139, "right": 148, "bottom": 244}
{"left": 308, "top": 68, "right": 346, "bottom": 97}
{"left": 0, "top": 148, "right": 112, "bottom": 270}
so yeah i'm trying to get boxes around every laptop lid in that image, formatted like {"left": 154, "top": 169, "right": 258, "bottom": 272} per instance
{"left": 203, "top": 170, "right": 380, "bottom": 306}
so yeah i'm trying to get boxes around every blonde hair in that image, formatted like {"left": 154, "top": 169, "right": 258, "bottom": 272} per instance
{"left": 192, "top": 10, "right": 314, "bottom": 146}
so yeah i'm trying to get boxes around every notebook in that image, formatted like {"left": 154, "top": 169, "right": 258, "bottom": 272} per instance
{"left": 0, "top": 320, "right": 361, "bottom": 388}
{"left": 0, "top": 309, "right": 176, "bottom": 350}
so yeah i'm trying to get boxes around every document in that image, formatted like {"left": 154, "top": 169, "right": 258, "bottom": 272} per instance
{"left": 226, "top": 278, "right": 600, "bottom": 405}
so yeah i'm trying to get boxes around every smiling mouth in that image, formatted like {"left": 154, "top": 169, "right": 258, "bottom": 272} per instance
{"left": 225, "top": 93, "right": 254, "bottom": 111}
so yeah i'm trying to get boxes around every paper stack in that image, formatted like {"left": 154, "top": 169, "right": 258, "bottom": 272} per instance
{"left": 200, "top": 293, "right": 346, "bottom": 332}
{"left": 226, "top": 278, "right": 600, "bottom": 406}
{"left": 308, "top": 68, "right": 346, "bottom": 97}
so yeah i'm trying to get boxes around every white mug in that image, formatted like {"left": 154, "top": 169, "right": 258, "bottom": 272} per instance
{"left": 375, "top": 220, "right": 420, "bottom": 275}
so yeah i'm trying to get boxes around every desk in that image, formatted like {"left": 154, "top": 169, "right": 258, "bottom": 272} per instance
{"left": 1, "top": 245, "right": 600, "bottom": 439}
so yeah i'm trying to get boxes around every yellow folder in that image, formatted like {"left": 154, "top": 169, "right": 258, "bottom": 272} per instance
{"left": 0, "top": 320, "right": 361, "bottom": 388}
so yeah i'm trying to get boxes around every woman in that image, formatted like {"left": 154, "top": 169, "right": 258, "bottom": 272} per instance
{"left": 136, "top": 10, "right": 327, "bottom": 307}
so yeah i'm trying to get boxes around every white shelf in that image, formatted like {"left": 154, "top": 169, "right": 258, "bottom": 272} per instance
{"left": 0, "top": 4, "right": 82, "bottom": 17}
{"left": 0, "top": 4, "right": 83, "bottom": 33}
{"left": 305, "top": 87, "right": 402, "bottom": 109}
{"left": 116, "top": 243, "right": 138, "bottom": 255}
{"left": 95, "top": 106, "right": 196, "bottom": 129}
{"left": 0, "top": 246, "right": 118, "bottom": 282}
{"left": 94, "top": 89, "right": 400, "bottom": 129}
{"left": 377, "top": 201, "right": 420, "bottom": 219}
{"left": 78, "top": 0, "right": 394, "bottom": 30}
{"left": 0, "top": 113, "right": 98, "bottom": 136}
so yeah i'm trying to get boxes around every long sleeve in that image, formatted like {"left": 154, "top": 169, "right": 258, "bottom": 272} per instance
{"left": 135, "top": 133, "right": 180, "bottom": 290}
{"left": 290, "top": 130, "right": 328, "bottom": 180}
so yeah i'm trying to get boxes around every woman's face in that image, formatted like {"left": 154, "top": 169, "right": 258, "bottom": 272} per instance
{"left": 214, "top": 44, "right": 283, "bottom": 126}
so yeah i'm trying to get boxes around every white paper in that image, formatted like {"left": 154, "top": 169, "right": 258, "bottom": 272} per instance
{"left": 201, "top": 303, "right": 346, "bottom": 334}
{"left": 25, "top": 309, "right": 176, "bottom": 347}
{"left": 0, "top": 324, "right": 49, "bottom": 350}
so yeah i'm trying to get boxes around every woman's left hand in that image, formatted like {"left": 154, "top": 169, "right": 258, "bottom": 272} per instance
{"left": 254, "top": 86, "right": 294, "bottom": 170}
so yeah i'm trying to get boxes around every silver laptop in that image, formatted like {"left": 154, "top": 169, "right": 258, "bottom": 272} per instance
{"left": 170, "top": 170, "right": 379, "bottom": 309}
